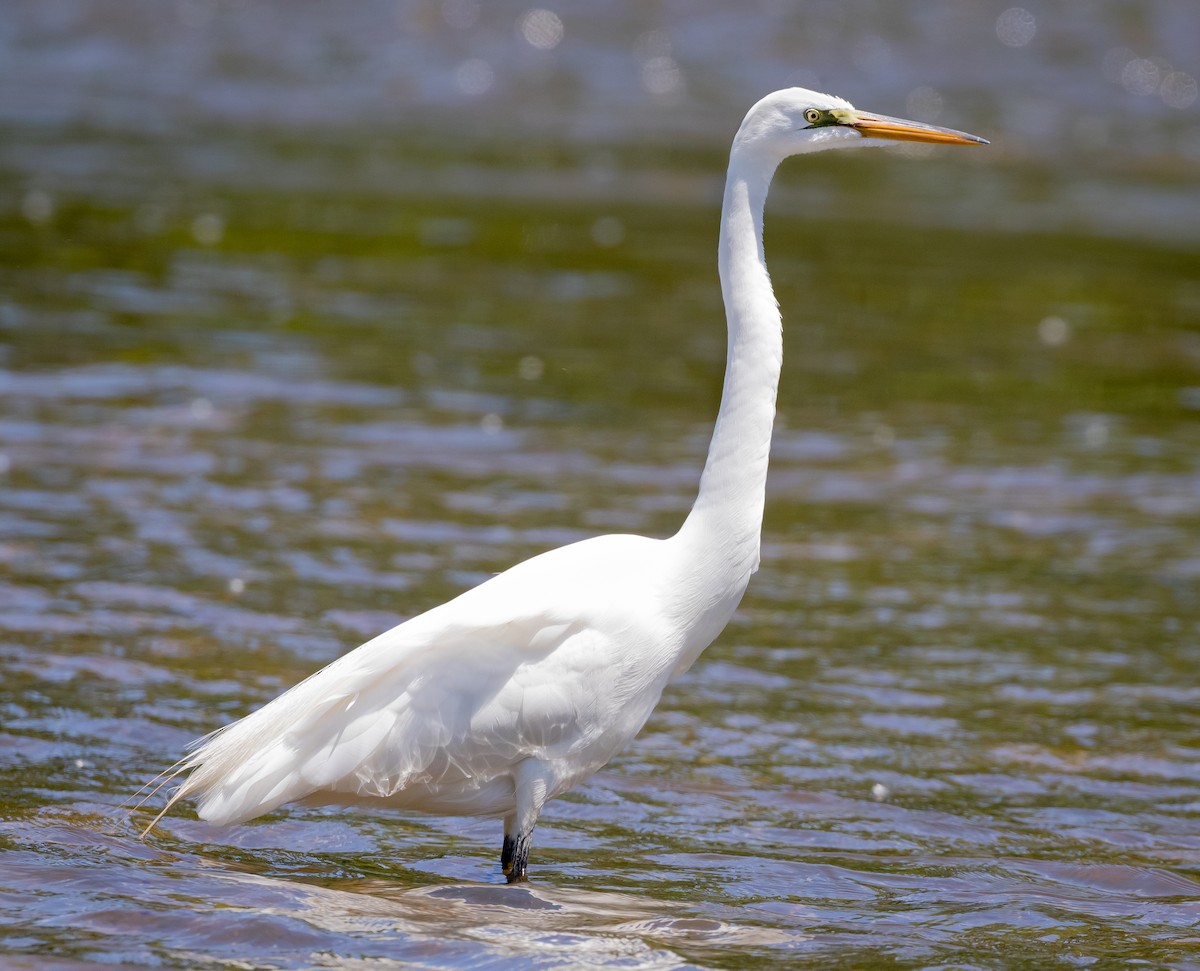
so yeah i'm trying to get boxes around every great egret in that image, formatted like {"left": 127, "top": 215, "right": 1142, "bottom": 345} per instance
{"left": 141, "top": 88, "right": 985, "bottom": 882}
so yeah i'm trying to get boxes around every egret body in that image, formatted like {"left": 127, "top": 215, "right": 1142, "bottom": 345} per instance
{"left": 144, "top": 88, "right": 985, "bottom": 882}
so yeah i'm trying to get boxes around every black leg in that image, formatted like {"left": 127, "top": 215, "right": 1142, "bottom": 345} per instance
{"left": 500, "top": 833, "right": 516, "bottom": 874}
{"left": 501, "top": 829, "right": 531, "bottom": 883}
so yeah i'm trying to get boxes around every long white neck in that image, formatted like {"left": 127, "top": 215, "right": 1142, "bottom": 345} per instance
{"left": 668, "top": 144, "right": 783, "bottom": 647}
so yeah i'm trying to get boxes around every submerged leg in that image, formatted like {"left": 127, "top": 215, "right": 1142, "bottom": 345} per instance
{"left": 500, "top": 820, "right": 532, "bottom": 884}
{"left": 500, "top": 813, "right": 519, "bottom": 876}
{"left": 500, "top": 759, "right": 552, "bottom": 883}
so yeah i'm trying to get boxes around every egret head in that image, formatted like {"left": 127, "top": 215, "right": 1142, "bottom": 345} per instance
{"left": 732, "top": 86, "right": 987, "bottom": 164}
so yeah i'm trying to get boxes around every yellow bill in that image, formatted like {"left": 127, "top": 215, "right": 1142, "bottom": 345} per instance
{"left": 843, "top": 111, "right": 989, "bottom": 146}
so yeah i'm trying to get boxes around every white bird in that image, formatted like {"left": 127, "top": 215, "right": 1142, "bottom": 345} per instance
{"left": 142, "top": 88, "right": 985, "bottom": 882}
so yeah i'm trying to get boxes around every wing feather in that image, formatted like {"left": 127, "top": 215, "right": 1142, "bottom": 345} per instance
{"left": 161, "top": 535, "right": 659, "bottom": 827}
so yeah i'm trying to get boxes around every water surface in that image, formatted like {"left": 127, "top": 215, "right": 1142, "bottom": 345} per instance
{"left": 2, "top": 2, "right": 1199, "bottom": 968}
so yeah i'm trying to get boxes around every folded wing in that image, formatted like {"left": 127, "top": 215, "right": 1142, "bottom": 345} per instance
{"left": 160, "top": 534, "right": 661, "bottom": 827}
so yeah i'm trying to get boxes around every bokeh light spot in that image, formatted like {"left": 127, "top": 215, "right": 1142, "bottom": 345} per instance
{"left": 1121, "top": 58, "right": 1160, "bottom": 96}
{"left": 1160, "top": 71, "right": 1198, "bottom": 109}
{"left": 1038, "top": 316, "right": 1070, "bottom": 347}
{"left": 995, "top": 7, "right": 1036, "bottom": 47}
{"left": 191, "top": 212, "right": 224, "bottom": 246}
{"left": 641, "top": 55, "right": 683, "bottom": 98}
{"left": 517, "top": 355, "right": 545, "bottom": 381}
{"left": 20, "top": 188, "right": 54, "bottom": 225}
{"left": 518, "top": 9, "right": 563, "bottom": 50}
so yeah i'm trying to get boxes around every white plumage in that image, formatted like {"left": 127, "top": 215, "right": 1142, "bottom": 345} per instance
{"left": 143, "top": 88, "right": 985, "bottom": 881}
{"left": 185, "top": 534, "right": 685, "bottom": 826}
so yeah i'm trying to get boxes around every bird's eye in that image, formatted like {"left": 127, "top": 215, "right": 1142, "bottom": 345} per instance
{"left": 803, "top": 108, "right": 823, "bottom": 125}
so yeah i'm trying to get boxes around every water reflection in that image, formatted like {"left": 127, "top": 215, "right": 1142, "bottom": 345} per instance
{"left": 8, "top": 788, "right": 1200, "bottom": 966}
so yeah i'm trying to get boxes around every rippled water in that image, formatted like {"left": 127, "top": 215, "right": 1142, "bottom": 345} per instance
{"left": 2, "top": 2, "right": 1199, "bottom": 968}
